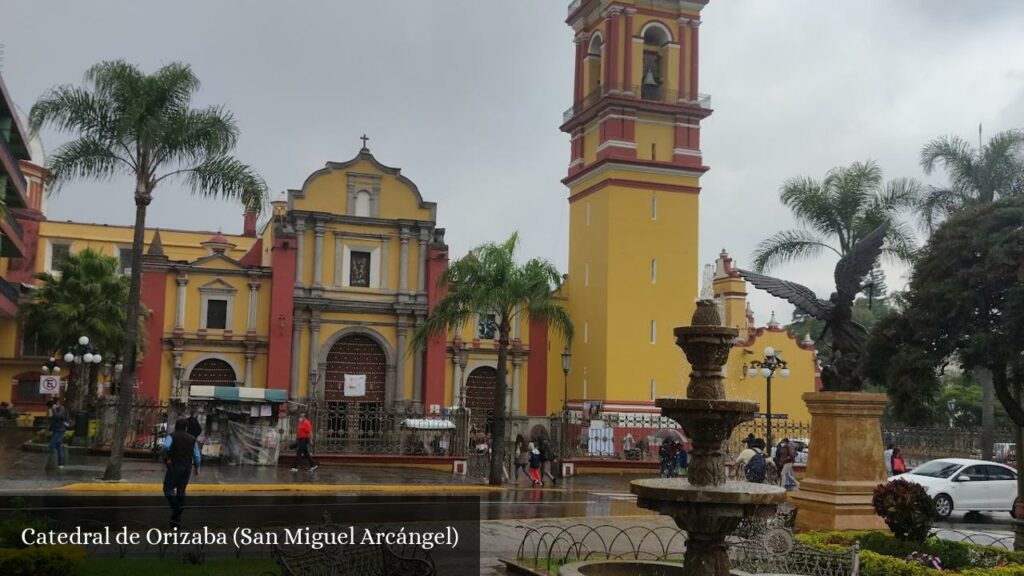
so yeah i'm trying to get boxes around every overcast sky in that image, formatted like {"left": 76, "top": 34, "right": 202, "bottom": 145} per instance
{"left": 3, "top": 1, "right": 1024, "bottom": 325}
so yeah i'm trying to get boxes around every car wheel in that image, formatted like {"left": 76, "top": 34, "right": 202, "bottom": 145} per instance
{"left": 934, "top": 494, "right": 953, "bottom": 519}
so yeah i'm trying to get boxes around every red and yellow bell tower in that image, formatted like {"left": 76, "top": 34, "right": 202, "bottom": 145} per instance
{"left": 555, "top": 0, "right": 712, "bottom": 408}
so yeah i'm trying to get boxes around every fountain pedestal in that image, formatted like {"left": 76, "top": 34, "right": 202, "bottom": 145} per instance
{"left": 627, "top": 302, "right": 786, "bottom": 576}
{"left": 789, "top": 391, "right": 888, "bottom": 531}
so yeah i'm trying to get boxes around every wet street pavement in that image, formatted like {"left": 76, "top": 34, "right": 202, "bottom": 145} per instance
{"left": 2, "top": 428, "right": 1016, "bottom": 574}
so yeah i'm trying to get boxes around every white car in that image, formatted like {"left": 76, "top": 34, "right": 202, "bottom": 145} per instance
{"left": 889, "top": 458, "right": 1017, "bottom": 520}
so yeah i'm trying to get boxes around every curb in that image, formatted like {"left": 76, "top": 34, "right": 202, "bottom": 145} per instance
{"left": 56, "top": 482, "right": 505, "bottom": 494}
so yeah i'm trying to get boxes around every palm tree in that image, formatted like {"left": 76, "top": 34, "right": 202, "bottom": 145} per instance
{"left": 918, "top": 128, "right": 1024, "bottom": 460}
{"left": 751, "top": 160, "right": 921, "bottom": 273}
{"left": 29, "top": 61, "right": 268, "bottom": 480}
{"left": 411, "top": 233, "right": 573, "bottom": 486}
{"left": 20, "top": 249, "right": 128, "bottom": 411}
{"left": 919, "top": 129, "right": 1024, "bottom": 231}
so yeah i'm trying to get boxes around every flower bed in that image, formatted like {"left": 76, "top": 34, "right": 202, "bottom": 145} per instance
{"left": 798, "top": 531, "right": 1024, "bottom": 575}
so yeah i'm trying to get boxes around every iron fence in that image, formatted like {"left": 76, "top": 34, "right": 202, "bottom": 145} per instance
{"left": 91, "top": 398, "right": 170, "bottom": 452}
{"left": 727, "top": 420, "right": 813, "bottom": 458}
{"left": 883, "top": 425, "right": 1017, "bottom": 465}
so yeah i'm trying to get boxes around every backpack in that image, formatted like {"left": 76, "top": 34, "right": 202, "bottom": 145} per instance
{"left": 745, "top": 451, "right": 768, "bottom": 483}
{"left": 529, "top": 451, "right": 541, "bottom": 469}
{"left": 540, "top": 442, "right": 554, "bottom": 462}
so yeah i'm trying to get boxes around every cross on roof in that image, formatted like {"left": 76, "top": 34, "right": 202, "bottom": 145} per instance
{"left": 360, "top": 134, "right": 369, "bottom": 150}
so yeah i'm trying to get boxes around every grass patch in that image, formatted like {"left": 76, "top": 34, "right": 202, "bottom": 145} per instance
{"left": 80, "top": 558, "right": 276, "bottom": 576}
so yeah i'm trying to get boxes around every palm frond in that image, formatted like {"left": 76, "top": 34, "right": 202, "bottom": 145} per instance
{"left": 920, "top": 134, "right": 975, "bottom": 177}
{"left": 751, "top": 229, "right": 839, "bottom": 273}
{"left": 175, "top": 156, "right": 269, "bottom": 213}
{"left": 47, "top": 137, "right": 132, "bottom": 188}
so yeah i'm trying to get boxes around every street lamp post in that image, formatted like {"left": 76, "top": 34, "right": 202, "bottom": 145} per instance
{"left": 747, "top": 346, "right": 790, "bottom": 444}
{"left": 561, "top": 348, "right": 572, "bottom": 412}
{"left": 63, "top": 336, "right": 103, "bottom": 412}
{"left": 63, "top": 336, "right": 103, "bottom": 445}
{"left": 457, "top": 345, "right": 470, "bottom": 408}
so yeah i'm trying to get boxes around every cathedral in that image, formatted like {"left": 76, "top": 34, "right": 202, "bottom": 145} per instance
{"left": 0, "top": 0, "right": 817, "bottom": 461}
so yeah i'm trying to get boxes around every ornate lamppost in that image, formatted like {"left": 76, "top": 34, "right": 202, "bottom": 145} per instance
{"left": 746, "top": 346, "right": 789, "bottom": 444}
{"left": 63, "top": 336, "right": 103, "bottom": 412}
{"left": 456, "top": 345, "right": 470, "bottom": 408}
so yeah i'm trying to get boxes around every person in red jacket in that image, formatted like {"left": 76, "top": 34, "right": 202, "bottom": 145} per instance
{"left": 291, "top": 412, "right": 318, "bottom": 472}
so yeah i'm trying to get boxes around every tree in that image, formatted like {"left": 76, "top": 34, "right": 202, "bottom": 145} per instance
{"left": 19, "top": 249, "right": 128, "bottom": 410}
{"left": 864, "top": 198, "right": 1024, "bottom": 529}
{"left": 410, "top": 233, "right": 573, "bottom": 486}
{"left": 751, "top": 160, "right": 921, "bottom": 273}
{"left": 918, "top": 129, "right": 1024, "bottom": 232}
{"left": 919, "top": 128, "right": 1024, "bottom": 457}
{"left": 29, "top": 61, "right": 268, "bottom": 480}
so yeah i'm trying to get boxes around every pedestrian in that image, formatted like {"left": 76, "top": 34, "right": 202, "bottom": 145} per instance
{"left": 676, "top": 439, "right": 689, "bottom": 477}
{"left": 743, "top": 439, "right": 770, "bottom": 484}
{"left": 540, "top": 436, "right": 557, "bottom": 486}
{"left": 883, "top": 442, "right": 894, "bottom": 477}
{"left": 185, "top": 409, "right": 203, "bottom": 440}
{"left": 527, "top": 442, "right": 543, "bottom": 487}
{"left": 160, "top": 418, "right": 201, "bottom": 526}
{"left": 659, "top": 439, "right": 677, "bottom": 478}
{"left": 291, "top": 412, "right": 318, "bottom": 472}
{"left": 514, "top": 434, "right": 530, "bottom": 484}
{"left": 48, "top": 399, "right": 68, "bottom": 469}
{"left": 891, "top": 447, "right": 907, "bottom": 475}
{"left": 743, "top": 433, "right": 756, "bottom": 449}
{"left": 779, "top": 438, "right": 798, "bottom": 491}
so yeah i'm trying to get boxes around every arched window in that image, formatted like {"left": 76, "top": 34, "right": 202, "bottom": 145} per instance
{"left": 586, "top": 33, "right": 604, "bottom": 95}
{"left": 354, "top": 190, "right": 372, "bottom": 217}
{"left": 641, "top": 23, "right": 671, "bottom": 101}
{"left": 189, "top": 358, "right": 237, "bottom": 387}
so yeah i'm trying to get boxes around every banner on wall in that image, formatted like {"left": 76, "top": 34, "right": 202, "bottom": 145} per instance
{"left": 344, "top": 374, "right": 366, "bottom": 397}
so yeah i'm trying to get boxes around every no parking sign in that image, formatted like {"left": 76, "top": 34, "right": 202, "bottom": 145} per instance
{"left": 39, "top": 375, "right": 61, "bottom": 395}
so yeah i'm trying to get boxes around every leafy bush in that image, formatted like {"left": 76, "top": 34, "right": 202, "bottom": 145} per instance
{"left": 798, "top": 531, "right": 1024, "bottom": 575}
{"left": 873, "top": 479, "right": 937, "bottom": 541}
{"left": 0, "top": 505, "right": 51, "bottom": 548}
{"left": 0, "top": 545, "right": 85, "bottom": 576}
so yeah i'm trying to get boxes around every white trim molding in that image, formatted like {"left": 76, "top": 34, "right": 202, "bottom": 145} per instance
{"left": 198, "top": 278, "right": 237, "bottom": 331}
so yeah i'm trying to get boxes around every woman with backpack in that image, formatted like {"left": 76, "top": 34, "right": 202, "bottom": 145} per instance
{"left": 527, "top": 442, "right": 543, "bottom": 487}
{"left": 743, "top": 439, "right": 771, "bottom": 484}
{"left": 539, "top": 437, "right": 557, "bottom": 486}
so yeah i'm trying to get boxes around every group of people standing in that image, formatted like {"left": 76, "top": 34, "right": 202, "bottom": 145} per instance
{"left": 884, "top": 443, "right": 907, "bottom": 476}
{"left": 513, "top": 434, "right": 557, "bottom": 487}
{"left": 733, "top": 434, "right": 801, "bottom": 491}
{"left": 658, "top": 437, "right": 690, "bottom": 478}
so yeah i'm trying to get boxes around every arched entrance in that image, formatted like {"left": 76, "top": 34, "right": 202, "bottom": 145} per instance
{"left": 465, "top": 366, "right": 498, "bottom": 435}
{"left": 320, "top": 334, "right": 388, "bottom": 452}
{"left": 188, "top": 358, "right": 237, "bottom": 387}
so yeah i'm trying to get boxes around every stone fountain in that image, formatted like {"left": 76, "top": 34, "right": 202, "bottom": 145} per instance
{"left": 628, "top": 300, "right": 787, "bottom": 576}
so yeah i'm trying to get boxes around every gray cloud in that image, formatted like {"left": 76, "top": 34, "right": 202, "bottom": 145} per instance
{"left": 3, "top": 0, "right": 1023, "bottom": 325}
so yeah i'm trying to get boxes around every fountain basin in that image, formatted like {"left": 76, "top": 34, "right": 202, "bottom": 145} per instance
{"left": 631, "top": 479, "right": 787, "bottom": 506}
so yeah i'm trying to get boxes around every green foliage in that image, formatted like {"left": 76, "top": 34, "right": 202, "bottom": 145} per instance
{"left": 29, "top": 60, "right": 268, "bottom": 212}
{"left": 864, "top": 198, "right": 1024, "bottom": 428}
{"left": 0, "top": 505, "right": 50, "bottom": 548}
{"left": 19, "top": 249, "right": 128, "bottom": 357}
{"left": 918, "top": 130, "right": 1024, "bottom": 232}
{"left": 751, "top": 160, "right": 921, "bottom": 272}
{"left": 798, "top": 531, "right": 1024, "bottom": 575}
{"left": 79, "top": 558, "right": 276, "bottom": 576}
{"left": 872, "top": 480, "right": 937, "bottom": 542}
{"left": 410, "top": 233, "right": 571, "bottom": 485}
{"left": 0, "top": 545, "right": 85, "bottom": 576}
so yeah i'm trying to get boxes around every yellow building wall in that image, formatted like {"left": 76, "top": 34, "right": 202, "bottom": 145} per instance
{"left": 293, "top": 159, "right": 433, "bottom": 223}
{"left": 37, "top": 221, "right": 255, "bottom": 267}
{"left": 724, "top": 330, "right": 817, "bottom": 424}
{"left": 636, "top": 114, "right": 675, "bottom": 162}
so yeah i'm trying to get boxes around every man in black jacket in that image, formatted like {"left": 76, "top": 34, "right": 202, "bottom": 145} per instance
{"left": 185, "top": 409, "right": 203, "bottom": 440}
{"left": 160, "top": 419, "right": 201, "bottom": 526}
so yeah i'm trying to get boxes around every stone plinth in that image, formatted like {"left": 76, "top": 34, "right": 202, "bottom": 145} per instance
{"left": 790, "top": 391, "right": 888, "bottom": 531}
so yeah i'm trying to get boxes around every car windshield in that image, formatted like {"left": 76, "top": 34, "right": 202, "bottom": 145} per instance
{"left": 910, "top": 460, "right": 962, "bottom": 478}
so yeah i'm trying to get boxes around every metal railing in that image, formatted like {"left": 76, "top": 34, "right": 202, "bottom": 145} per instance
{"left": 563, "top": 83, "right": 712, "bottom": 122}
{"left": 92, "top": 398, "right": 170, "bottom": 452}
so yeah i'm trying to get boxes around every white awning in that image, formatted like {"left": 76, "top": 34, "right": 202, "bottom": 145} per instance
{"left": 402, "top": 418, "right": 455, "bottom": 430}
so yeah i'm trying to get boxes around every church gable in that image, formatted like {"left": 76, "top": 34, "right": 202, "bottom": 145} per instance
{"left": 290, "top": 145, "right": 436, "bottom": 222}
{"left": 191, "top": 252, "right": 246, "bottom": 271}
